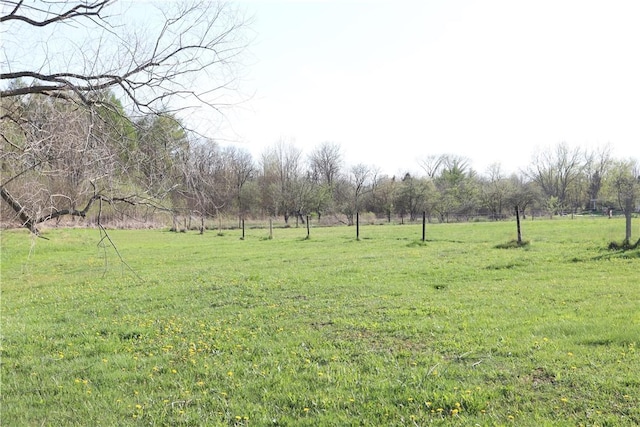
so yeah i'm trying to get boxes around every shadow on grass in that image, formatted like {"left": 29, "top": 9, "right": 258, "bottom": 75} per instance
{"left": 593, "top": 238, "right": 640, "bottom": 260}
{"left": 608, "top": 238, "right": 640, "bottom": 251}
{"left": 494, "top": 239, "right": 530, "bottom": 249}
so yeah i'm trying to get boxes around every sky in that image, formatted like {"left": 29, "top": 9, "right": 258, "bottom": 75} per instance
{"left": 2, "top": 1, "right": 639, "bottom": 177}
{"left": 216, "top": 0, "right": 640, "bottom": 176}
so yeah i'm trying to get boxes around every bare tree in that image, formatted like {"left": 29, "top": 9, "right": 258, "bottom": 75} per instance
{"left": 221, "top": 146, "right": 255, "bottom": 227}
{"left": 1, "top": 0, "right": 248, "bottom": 113}
{"left": 308, "top": 142, "right": 343, "bottom": 187}
{"left": 260, "top": 140, "right": 304, "bottom": 224}
{"left": 480, "top": 163, "right": 510, "bottom": 220}
{"left": 418, "top": 154, "right": 445, "bottom": 178}
{"left": 1, "top": 0, "right": 249, "bottom": 234}
{"left": 525, "top": 143, "right": 584, "bottom": 215}
{"left": 337, "top": 163, "right": 372, "bottom": 225}
{"left": 584, "top": 144, "right": 613, "bottom": 210}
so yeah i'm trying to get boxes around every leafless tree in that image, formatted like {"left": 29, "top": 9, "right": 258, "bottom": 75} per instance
{"left": 525, "top": 143, "right": 584, "bottom": 215}
{"left": 308, "top": 142, "right": 343, "bottom": 187}
{"left": 480, "top": 163, "right": 510, "bottom": 220}
{"left": 418, "top": 154, "right": 445, "bottom": 178}
{"left": 260, "top": 140, "right": 304, "bottom": 224}
{"left": 584, "top": 144, "right": 613, "bottom": 210}
{"left": 220, "top": 146, "right": 254, "bottom": 226}
{"left": 1, "top": 0, "right": 249, "bottom": 234}
{"left": 337, "top": 163, "right": 372, "bottom": 225}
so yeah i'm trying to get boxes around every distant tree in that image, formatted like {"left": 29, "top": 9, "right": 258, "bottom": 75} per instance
{"left": 307, "top": 142, "right": 343, "bottom": 220}
{"left": 260, "top": 140, "right": 304, "bottom": 224}
{"left": 479, "top": 163, "right": 511, "bottom": 220}
{"left": 418, "top": 154, "right": 445, "bottom": 178}
{"left": 584, "top": 144, "right": 613, "bottom": 211}
{"left": 432, "top": 156, "right": 478, "bottom": 222}
{"left": 367, "top": 175, "right": 397, "bottom": 222}
{"left": 526, "top": 143, "right": 584, "bottom": 216}
{"left": 182, "top": 141, "right": 231, "bottom": 233}
{"left": 217, "top": 146, "right": 255, "bottom": 226}
{"left": 135, "top": 114, "right": 188, "bottom": 198}
{"left": 507, "top": 174, "right": 542, "bottom": 219}
{"left": 347, "top": 163, "right": 373, "bottom": 224}
{"left": 395, "top": 173, "right": 431, "bottom": 222}
{"left": 308, "top": 142, "right": 343, "bottom": 187}
{"left": 605, "top": 160, "right": 639, "bottom": 244}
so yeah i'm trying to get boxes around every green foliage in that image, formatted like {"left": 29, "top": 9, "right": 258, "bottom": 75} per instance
{"left": 2, "top": 218, "right": 639, "bottom": 425}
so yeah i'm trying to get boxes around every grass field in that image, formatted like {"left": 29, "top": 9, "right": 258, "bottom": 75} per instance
{"left": 1, "top": 217, "right": 639, "bottom": 426}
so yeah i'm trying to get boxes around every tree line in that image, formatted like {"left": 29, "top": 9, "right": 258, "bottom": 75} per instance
{"left": 1, "top": 1, "right": 638, "bottom": 243}
{"left": 2, "top": 87, "right": 638, "bottom": 239}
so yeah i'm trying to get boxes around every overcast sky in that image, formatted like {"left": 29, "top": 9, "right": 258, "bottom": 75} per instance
{"left": 216, "top": 0, "right": 640, "bottom": 176}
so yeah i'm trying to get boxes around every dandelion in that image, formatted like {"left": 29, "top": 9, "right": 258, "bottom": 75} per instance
{"left": 303, "top": 408, "right": 310, "bottom": 412}
{"left": 172, "top": 369, "right": 178, "bottom": 374}
{"left": 227, "top": 371, "right": 233, "bottom": 377}
{"left": 451, "top": 409, "right": 459, "bottom": 416}
{"left": 560, "top": 398, "right": 568, "bottom": 403}
{"left": 567, "top": 352, "right": 574, "bottom": 356}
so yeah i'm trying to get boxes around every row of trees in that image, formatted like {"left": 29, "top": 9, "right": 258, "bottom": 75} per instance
{"left": 1, "top": 1, "right": 638, "bottom": 243}
{"left": 2, "top": 86, "right": 639, "bottom": 239}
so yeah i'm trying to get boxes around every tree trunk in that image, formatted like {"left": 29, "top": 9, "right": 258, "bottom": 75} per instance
{"left": 625, "top": 198, "right": 633, "bottom": 244}
{"left": 515, "top": 205, "right": 522, "bottom": 244}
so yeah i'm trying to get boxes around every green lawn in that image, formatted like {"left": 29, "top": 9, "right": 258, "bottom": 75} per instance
{"left": 1, "top": 218, "right": 639, "bottom": 426}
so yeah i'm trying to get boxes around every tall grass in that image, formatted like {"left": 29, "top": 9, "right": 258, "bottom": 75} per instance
{"left": 1, "top": 217, "right": 638, "bottom": 426}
